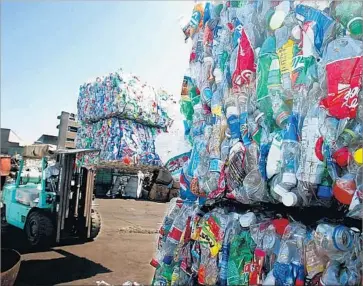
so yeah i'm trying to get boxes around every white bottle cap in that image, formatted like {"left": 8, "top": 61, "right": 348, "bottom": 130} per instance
{"left": 282, "top": 173, "right": 297, "bottom": 186}
{"left": 270, "top": 10, "right": 286, "bottom": 30}
{"left": 239, "top": 212, "right": 257, "bottom": 228}
{"left": 270, "top": 0, "right": 290, "bottom": 31}
{"left": 282, "top": 192, "right": 298, "bottom": 207}
{"left": 273, "top": 184, "right": 289, "bottom": 197}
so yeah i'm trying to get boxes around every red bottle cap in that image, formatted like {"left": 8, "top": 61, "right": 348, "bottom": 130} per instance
{"left": 332, "top": 147, "right": 350, "bottom": 167}
{"left": 272, "top": 218, "right": 289, "bottom": 236}
{"left": 150, "top": 258, "right": 160, "bottom": 269}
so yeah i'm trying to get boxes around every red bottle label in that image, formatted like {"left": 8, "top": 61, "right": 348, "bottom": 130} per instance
{"left": 320, "top": 56, "right": 362, "bottom": 119}
{"left": 232, "top": 29, "right": 256, "bottom": 88}
{"left": 168, "top": 226, "right": 183, "bottom": 243}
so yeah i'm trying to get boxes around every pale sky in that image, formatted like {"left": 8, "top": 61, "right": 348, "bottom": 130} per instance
{"left": 1, "top": 1, "right": 194, "bottom": 144}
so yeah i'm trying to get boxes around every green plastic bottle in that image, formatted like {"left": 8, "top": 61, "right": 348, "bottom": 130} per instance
{"left": 335, "top": 1, "right": 363, "bottom": 36}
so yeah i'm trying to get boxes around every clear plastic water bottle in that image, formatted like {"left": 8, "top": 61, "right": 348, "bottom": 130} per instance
{"left": 266, "top": 131, "right": 284, "bottom": 179}
{"left": 318, "top": 111, "right": 341, "bottom": 148}
{"left": 280, "top": 115, "right": 300, "bottom": 188}
{"left": 195, "top": 147, "right": 209, "bottom": 179}
{"left": 213, "top": 27, "right": 231, "bottom": 67}
{"left": 269, "top": 87, "right": 291, "bottom": 129}
{"left": 162, "top": 204, "right": 194, "bottom": 264}
{"left": 314, "top": 223, "right": 355, "bottom": 262}
{"left": 203, "top": 171, "right": 220, "bottom": 196}
{"left": 271, "top": 175, "right": 300, "bottom": 207}
{"left": 209, "top": 122, "right": 222, "bottom": 159}
{"left": 247, "top": 114, "right": 261, "bottom": 145}
{"left": 152, "top": 199, "right": 184, "bottom": 268}
{"left": 319, "top": 260, "right": 341, "bottom": 286}
{"left": 255, "top": 111, "right": 271, "bottom": 181}
{"left": 244, "top": 141, "right": 259, "bottom": 174}
{"left": 237, "top": 90, "right": 250, "bottom": 145}
{"left": 220, "top": 130, "right": 231, "bottom": 162}
{"left": 338, "top": 119, "right": 363, "bottom": 147}
{"left": 296, "top": 103, "right": 325, "bottom": 185}
{"left": 323, "top": 143, "right": 339, "bottom": 182}
{"left": 273, "top": 223, "right": 306, "bottom": 286}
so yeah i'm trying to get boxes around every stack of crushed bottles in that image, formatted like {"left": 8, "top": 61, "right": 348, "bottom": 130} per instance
{"left": 151, "top": 1, "right": 363, "bottom": 285}
{"left": 77, "top": 69, "right": 173, "bottom": 128}
{"left": 76, "top": 69, "right": 174, "bottom": 166}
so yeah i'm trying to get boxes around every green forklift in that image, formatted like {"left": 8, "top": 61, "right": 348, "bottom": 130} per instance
{"left": 1, "top": 145, "right": 101, "bottom": 248}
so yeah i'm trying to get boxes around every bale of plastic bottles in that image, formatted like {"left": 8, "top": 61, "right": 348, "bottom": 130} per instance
{"left": 151, "top": 0, "right": 363, "bottom": 285}
{"left": 76, "top": 118, "right": 163, "bottom": 166}
{"left": 77, "top": 69, "right": 173, "bottom": 129}
{"left": 76, "top": 69, "right": 176, "bottom": 167}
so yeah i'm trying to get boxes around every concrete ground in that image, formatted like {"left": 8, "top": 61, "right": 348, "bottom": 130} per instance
{"left": 4, "top": 199, "right": 168, "bottom": 286}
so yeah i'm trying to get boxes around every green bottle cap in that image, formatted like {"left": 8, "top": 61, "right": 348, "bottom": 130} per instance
{"left": 348, "top": 17, "right": 363, "bottom": 35}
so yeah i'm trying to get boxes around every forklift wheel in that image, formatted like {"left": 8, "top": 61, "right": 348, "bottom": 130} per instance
{"left": 90, "top": 209, "right": 101, "bottom": 240}
{"left": 25, "top": 210, "right": 54, "bottom": 249}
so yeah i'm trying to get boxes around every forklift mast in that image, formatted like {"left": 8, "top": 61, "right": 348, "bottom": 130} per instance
{"left": 54, "top": 149, "right": 99, "bottom": 242}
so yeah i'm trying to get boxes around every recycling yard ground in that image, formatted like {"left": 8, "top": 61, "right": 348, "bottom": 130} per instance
{"left": 3, "top": 199, "right": 168, "bottom": 286}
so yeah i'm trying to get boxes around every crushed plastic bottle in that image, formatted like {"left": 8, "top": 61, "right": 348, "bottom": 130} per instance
{"left": 296, "top": 103, "right": 325, "bottom": 185}
{"left": 314, "top": 223, "right": 355, "bottom": 262}
{"left": 279, "top": 114, "right": 300, "bottom": 189}
{"left": 273, "top": 223, "right": 306, "bottom": 286}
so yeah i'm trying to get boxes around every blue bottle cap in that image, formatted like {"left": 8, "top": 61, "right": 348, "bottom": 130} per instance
{"left": 317, "top": 185, "right": 332, "bottom": 199}
{"left": 163, "top": 255, "right": 173, "bottom": 265}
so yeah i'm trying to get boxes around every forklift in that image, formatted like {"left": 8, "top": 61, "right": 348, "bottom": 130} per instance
{"left": 1, "top": 144, "right": 102, "bottom": 248}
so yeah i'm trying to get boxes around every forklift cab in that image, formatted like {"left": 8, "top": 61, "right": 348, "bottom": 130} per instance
{"left": 1, "top": 145, "right": 101, "bottom": 248}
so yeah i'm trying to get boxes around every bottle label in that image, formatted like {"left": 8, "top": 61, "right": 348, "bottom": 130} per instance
{"left": 320, "top": 56, "right": 362, "bottom": 119}
{"left": 199, "top": 215, "right": 223, "bottom": 257}
{"left": 232, "top": 28, "right": 256, "bottom": 88}
{"left": 168, "top": 226, "right": 183, "bottom": 243}
{"left": 277, "top": 39, "right": 294, "bottom": 74}
{"left": 227, "top": 114, "right": 241, "bottom": 139}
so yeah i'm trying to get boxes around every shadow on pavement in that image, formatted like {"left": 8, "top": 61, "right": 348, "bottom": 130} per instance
{"left": 14, "top": 249, "right": 112, "bottom": 286}
{"left": 2, "top": 226, "right": 93, "bottom": 255}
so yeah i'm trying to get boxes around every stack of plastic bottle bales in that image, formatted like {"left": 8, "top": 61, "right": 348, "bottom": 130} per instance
{"left": 76, "top": 69, "right": 174, "bottom": 167}
{"left": 151, "top": 1, "right": 363, "bottom": 285}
